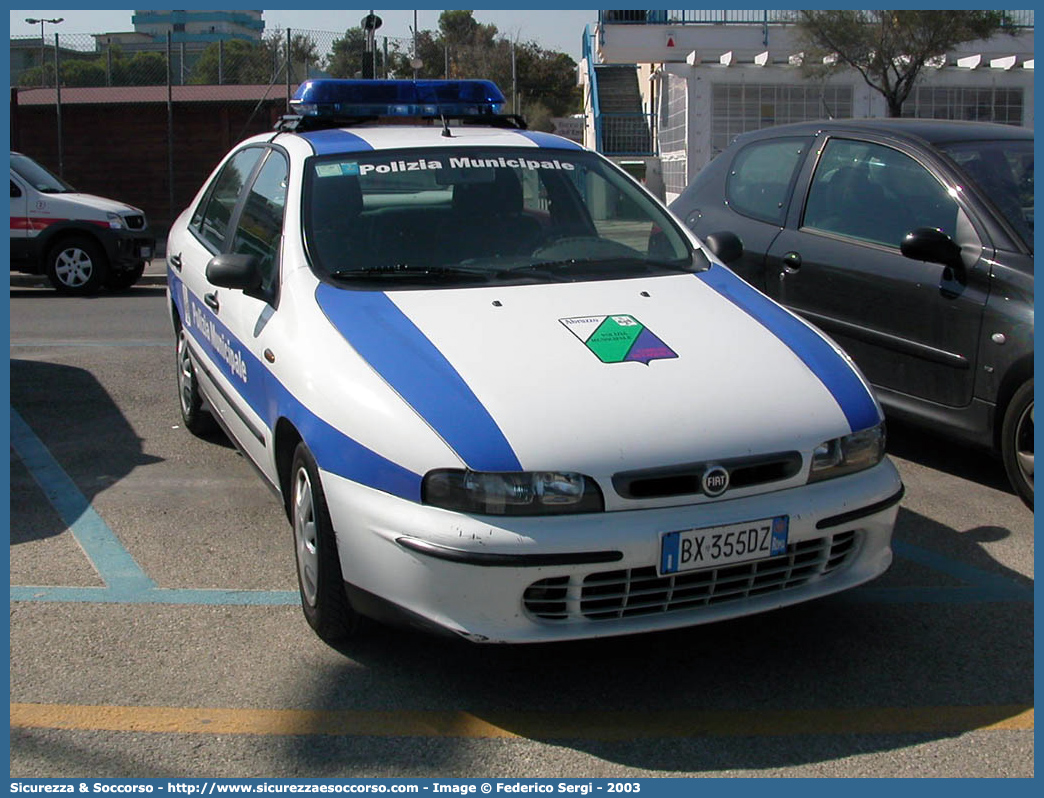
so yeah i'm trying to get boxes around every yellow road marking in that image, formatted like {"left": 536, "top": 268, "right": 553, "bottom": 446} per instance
{"left": 10, "top": 703, "right": 1033, "bottom": 739}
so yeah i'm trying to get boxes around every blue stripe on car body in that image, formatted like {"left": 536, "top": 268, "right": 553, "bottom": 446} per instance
{"left": 314, "top": 284, "right": 523, "bottom": 472}
{"left": 696, "top": 265, "right": 881, "bottom": 433}
{"left": 169, "top": 271, "right": 422, "bottom": 501}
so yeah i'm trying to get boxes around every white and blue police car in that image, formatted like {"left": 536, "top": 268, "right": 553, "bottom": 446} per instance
{"left": 166, "top": 79, "right": 904, "bottom": 644}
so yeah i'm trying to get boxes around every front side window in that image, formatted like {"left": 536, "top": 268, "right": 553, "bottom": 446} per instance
{"left": 939, "top": 138, "right": 1033, "bottom": 248}
{"left": 193, "top": 147, "right": 264, "bottom": 250}
{"left": 304, "top": 148, "right": 700, "bottom": 288}
{"left": 803, "top": 138, "right": 959, "bottom": 248}
{"left": 725, "top": 137, "right": 809, "bottom": 224}
{"left": 231, "top": 150, "right": 289, "bottom": 293}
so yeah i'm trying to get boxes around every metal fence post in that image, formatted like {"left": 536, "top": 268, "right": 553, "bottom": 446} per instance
{"left": 167, "top": 32, "right": 175, "bottom": 230}
{"left": 286, "top": 28, "right": 292, "bottom": 111}
{"left": 55, "top": 33, "right": 63, "bottom": 177}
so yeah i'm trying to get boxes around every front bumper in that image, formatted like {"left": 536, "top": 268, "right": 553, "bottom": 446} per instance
{"left": 321, "top": 459, "right": 903, "bottom": 643}
{"left": 105, "top": 227, "right": 155, "bottom": 269}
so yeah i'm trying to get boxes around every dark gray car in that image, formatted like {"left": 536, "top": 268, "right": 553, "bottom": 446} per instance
{"left": 671, "top": 119, "right": 1033, "bottom": 508}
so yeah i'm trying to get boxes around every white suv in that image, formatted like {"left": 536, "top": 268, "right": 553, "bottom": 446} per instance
{"left": 10, "top": 152, "right": 155, "bottom": 293}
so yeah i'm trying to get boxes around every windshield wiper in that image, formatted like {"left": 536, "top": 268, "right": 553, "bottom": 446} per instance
{"left": 329, "top": 263, "right": 492, "bottom": 282}
{"left": 509, "top": 255, "right": 700, "bottom": 277}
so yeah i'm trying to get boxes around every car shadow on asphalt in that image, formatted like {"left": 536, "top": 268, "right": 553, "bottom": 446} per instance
{"left": 884, "top": 417, "right": 1012, "bottom": 495}
{"left": 10, "top": 358, "right": 165, "bottom": 544}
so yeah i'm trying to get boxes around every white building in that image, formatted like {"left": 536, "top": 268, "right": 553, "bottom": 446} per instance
{"left": 579, "top": 10, "right": 1034, "bottom": 202}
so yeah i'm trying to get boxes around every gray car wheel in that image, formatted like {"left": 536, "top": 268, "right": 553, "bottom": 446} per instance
{"left": 176, "top": 324, "right": 217, "bottom": 436}
{"left": 290, "top": 442, "right": 360, "bottom": 642}
{"left": 1002, "top": 379, "right": 1033, "bottom": 510}
{"left": 46, "top": 236, "right": 108, "bottom": 295}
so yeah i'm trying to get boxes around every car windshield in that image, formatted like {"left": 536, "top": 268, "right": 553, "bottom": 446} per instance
{"left": 937, "top": 138, "right": 1033, "bottom": 249}
{"left": 10, "top": 153, "right": 75, "bottom": 194}
{"left": 303, "top": 147, "right": 702, "bottom": 287}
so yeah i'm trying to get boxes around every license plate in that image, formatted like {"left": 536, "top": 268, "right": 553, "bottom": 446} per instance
{"left": 660, "top": 516, "right": 789, "bottom": 575}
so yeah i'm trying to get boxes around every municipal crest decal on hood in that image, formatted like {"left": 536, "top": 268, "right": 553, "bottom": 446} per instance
{"left": 560, "top": 314, "right": 678, "bottom": 365}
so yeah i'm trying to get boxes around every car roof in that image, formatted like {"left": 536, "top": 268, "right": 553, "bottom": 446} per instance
{"left": 262, "top": 124, "right": 583, "bottom": 159}
{"left": 735, "top": 118, "right": 1033, "bottom": 148}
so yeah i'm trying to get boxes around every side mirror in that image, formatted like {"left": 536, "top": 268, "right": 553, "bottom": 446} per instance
{"left": 206, "top": 253, "right": 264, "bottom": 293}
{"left": 900, "top": 227, "right": 965, "bottom": 281}
{"left": 703, "top": 231, "right": 743, "bottom": 265}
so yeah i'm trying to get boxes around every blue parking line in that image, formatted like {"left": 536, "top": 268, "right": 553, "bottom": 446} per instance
{"left": 10, "top": 405, "right": 296, "bottom": 606}
{"left": 11, "top": 406, "right": 156, "bottom": 593}
{"left": 9, "top": 585, "right": 298, "bottom": 605}
{"left": 9, "top": 404, "right": 1033, "bottom": 608}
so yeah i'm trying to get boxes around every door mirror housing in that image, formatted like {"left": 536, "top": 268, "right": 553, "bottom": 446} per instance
{"left": 703, "top": 231, "right": 743, "bottom": 265}
{"left": 900, "top": 227, "right": 965, "bottom": 281}
{"left": 206, "top": 253, "right": 264, "bottom": 294}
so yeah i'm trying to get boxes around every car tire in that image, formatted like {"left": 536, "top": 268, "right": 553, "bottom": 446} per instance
{"left": 175, "top": 323, "right": 217, "bottom": 436}
{"left": 105, "top": 262, "right": 146, "bottom": 291}
{"left": 46, "top": 236, "right": 108, "bottom": 295}
{"left": 290, "top": 442, "right": 360, "bottom": 642}
{"left": 1001, "top": 379, "right": 1033, "bottom": 510}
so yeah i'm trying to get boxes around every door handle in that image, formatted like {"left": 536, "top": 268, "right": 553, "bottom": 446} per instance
{"left": 204, "top": 292, "right": 219, "bottom": 312}
{"left": 169, "top": 252, "right": 182, "bottom": 271}
{"left": 782, "top": 251, "right": 802, "bottom": 274}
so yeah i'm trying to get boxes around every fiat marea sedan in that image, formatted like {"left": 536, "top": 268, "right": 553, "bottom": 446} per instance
{"left": 166, "top": 80, "right": 903, "bottom": 644}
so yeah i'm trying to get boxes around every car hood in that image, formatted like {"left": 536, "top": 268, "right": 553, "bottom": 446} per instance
{"left": 315, "top": 268, "right": 880, "bottom": 476}
{"left": 35, "top": 191, "right": 144, "bottom": 218}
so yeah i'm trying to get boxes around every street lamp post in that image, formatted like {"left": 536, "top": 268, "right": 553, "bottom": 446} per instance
{"left": 25, "top": 16, "right": 63, "bottom": 86}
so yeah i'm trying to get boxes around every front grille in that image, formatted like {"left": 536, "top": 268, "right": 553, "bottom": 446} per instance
{"left": 523, "top": 530, "right": 857, "bottom": 622}
{"left": 612, "top": 451, "right": 802, "bottom": 500}
{"left": 124, "top": 215, "right": 146, "bottom": 230}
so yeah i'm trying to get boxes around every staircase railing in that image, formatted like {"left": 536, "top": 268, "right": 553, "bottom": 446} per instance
{"left": 582, "top": 24, "right": 603, "bottom": 152}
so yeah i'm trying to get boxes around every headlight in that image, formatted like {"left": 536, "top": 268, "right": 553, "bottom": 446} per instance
{"left": 106, "top": 212, "right": 128, "bottom": 230}
{"left": 422, "top": 470, "right": 604, "bottom": 515}
{"left": 808, "top": 423, "right": 886, "bottom": 483}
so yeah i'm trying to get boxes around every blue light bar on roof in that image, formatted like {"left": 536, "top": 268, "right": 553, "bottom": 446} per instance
{"left": 290, "top": 79, "right": 507, "bottom": 118}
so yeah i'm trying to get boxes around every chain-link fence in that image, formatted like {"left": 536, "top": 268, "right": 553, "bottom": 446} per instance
{"left": 11, "top": 27, "right": 575, "bottom": 244}
{"left": 10, "top": 27, "right": 580, "bottom": 243}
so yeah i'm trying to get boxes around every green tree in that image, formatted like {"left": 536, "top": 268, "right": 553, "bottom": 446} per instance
{"left": 796, "top": 10, "right": 1014, "bottom": 117}
{"left": 190, "top": 39, "right": 272, "bottom": 85}
{"left": 319, "top": 10, "right": 581, "bottom": 128}
{"left": 117, "top": 51, "right": 167, "bottom": 86}
{"left": 60, "top": 58, "right": 107, "bottom": 87}
{"left": 439, "top": 10, "right": 498, "bottom": 49}
{"left": 328, "top": 28, "right": 405, "bottom": 79}
{"left": 262, "top": 31, "right": 322, "bottom": 82}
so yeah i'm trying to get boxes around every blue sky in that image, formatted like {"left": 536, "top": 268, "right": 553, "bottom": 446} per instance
{"left": 8, "top": 9, "right": 599, "bottom": 60}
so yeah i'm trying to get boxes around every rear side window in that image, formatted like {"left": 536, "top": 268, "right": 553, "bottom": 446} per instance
{"left": 725, "top": 138, "right": 808, "bottom": 224}
{"left": 193, "top": 147, "right": 265, "bottom": 250}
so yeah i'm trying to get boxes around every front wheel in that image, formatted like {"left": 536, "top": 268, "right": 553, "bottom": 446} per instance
{"left": 1001, "top": 379, "right": 1033, "bottom": 510}
{"left": 291, "top": 442, "right": 360, "bottom": 642}
{"left": 175, "top": 324, "right": 217, "bottom": 436}
{"left": 46, "top": 236, "right": 108, "bottom": 295}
